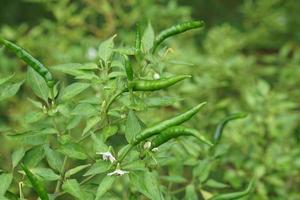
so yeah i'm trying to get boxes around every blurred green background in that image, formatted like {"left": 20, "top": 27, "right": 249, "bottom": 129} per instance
{"left": 1, "top": 0, "right": 300, "bottom": 199}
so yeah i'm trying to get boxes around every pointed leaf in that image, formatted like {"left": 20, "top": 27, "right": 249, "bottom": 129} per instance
{"left": 62, "top": 179, "right": 85, "bottom": 199}
{"left": 95, "top": 176, "right": 116, "bottom": 200}
{"left": 0, "top": 73, "right": 14, "bottom": 85}
{"left": 98, "top": 35, "right": 116, "bottom": 63}
{"left": 142, "top": 22, "right": 155, "bottom": 53}
{"left": 32, "top": 168, "right": 60, "bottom": 181}
{"left": 11, "top": 147, "right": 25, "bottom": 169}
{"left": 58, "top": 143, "right": 87, "bottom": 160}
{"left": 44, "top": 145, "right": 63, "bottom": 172}
{"left": 0, "top": 173, "right": 13, "bottom": 196}
{"left": 27, "top": 67, "right": 49, "bottom": 102}
{"left": 61, "top": 82, "right": 90, "bottom": 100}
{"left": 125, "top": 110, "right": 142, "bottom": 143}
{"left": 65, "top": 164, "right": 91, "bottom": 178}
{"left": 0, "top": 81, "right": 23, "bottom": 101}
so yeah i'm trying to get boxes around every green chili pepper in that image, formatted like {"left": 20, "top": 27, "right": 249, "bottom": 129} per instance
{"left": 123, "top": 56, "right": 134, "bottom": 81}
{"left": 133, "top": 102, "right": 206, "bottom": 145}
{"left": 213, "top": 113, "right": 247, "bottom": 144}
{"left": 150, "top": 126, "right": 213, "bottom": 148}
{"left": 135, "top": 23, "right": 141, "bottom": 54}
{"left": 152, "top": 20, "right": 204, "bottom": 53}
{"left": 0, "top": 39, "right": 55, "bottom": 87}
{"left": 21, "top": 164, "right": 49, "bottom": 200}
{"left": 130, "top": 75, "right": 191, "bottom": 91}
{"left": 209, "top": 179, "right": 254, "bottom": 200}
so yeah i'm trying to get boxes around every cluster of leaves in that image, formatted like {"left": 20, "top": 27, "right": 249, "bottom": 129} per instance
{"left": 165, "top": 0, "right": 300, "bottom": 199}
{"left": 0, "top": 17, "right": 255, "bottom": 200}
{"left": 1, "top": 0, "right": 300, "bottom": 199}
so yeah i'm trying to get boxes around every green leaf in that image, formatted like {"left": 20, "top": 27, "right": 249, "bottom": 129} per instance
{"left": 101, "top": 125, "right": 118, "bottom": 141}
{"left": 142, "top": 22, "right": 155, "bottom": 53}
{"left": 184, "top": 184, "right": 198, "bottom": 200}
{"left": 129, "top": 170, "right": 163, "bottom": 200}
{"left": 122, "top": 160, "right": 146, "bottom": 171}
{"left": 67, "top": 116, "right": 81, "bottom": 130}
{"left": 98, "top": 35, "right": 116, "bottom": 64}
{"left": 0, "top": 73, "right": 14, "bottom": 85}
{"left": 61, "top": 82, "right": 90, "bottom": 100}
{"left": 82, "top": 116, "right": 101, "bottom": 136}
{"left": 21, "top": 164, "right": 49, "bottom": 200}
{"left": 95, "top": 176, "right": 116, "bottom": 200}
{"left": 62, "top": 179, "right": 85, "bottom": 199}
{"left": 71, "top": 103, "right": 98, "bottom": 117}
{"left": 44, "top": 145, "right": 63, "bottom": 172}
{"left": 32, "top": 167, "right": 60, "bottom": 181}
{"left": 0, "top": 81, "right": 23, "bottom": 101}
{"left": 27, "top": 67, "right": 49, "bottom": 102}
{"left": 11, "top": 147, "right": 25, "bottom": 169}
{"left": 51, "top": 63, "right": 98, "bottom": 78}
{"left": 23, "top": 146, "right": 45, "bottom": 167}
{"left": 27, "top": 97, "right": 43, "bottom": 109}
{"left": 91, "top": 133, "right": 109, "bottom": 152}
{"left": 0, "top": 173, "right": 13, "bottom": 196}
{"left": 7, "top": 128, "right": 57, "bottom": 145}
{"left": 205, "top": 179, "right": 229, "bottom": 189}
{"left": 65, "top": 164, "right": 91, "bottom": 178}
{"left": 83, "top": 160, "right": 111, "bottom": 176}
{"left": 24, "top": 111, "right": 45, "bottom": 124}
{"left": 125, "top": 110, "right": 142, "bottom": 143}
{"left": 58, "top": 142, "right": 88, "bottom": 160}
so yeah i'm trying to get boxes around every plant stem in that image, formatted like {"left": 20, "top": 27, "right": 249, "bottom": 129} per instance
{"left": 54, "top": 156, "right": 68, "bottom": 193}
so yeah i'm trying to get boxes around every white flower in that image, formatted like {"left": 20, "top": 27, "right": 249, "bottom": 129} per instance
{"left": 96, "top": 151, "right": 116, "bottom": 163}
{"left": 107, "top": 169, "right": 129, "bottom": 176}
{"left": 153, "top": 73, "right": 160, "bottom": 80}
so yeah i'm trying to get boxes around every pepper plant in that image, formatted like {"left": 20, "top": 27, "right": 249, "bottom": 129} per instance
{"left": 0, "top": 21, "right": 253, "bottom": 200}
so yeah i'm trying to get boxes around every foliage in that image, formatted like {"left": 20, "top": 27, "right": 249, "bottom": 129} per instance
{"left": 1, "top": 0, "right": 300, "bottom": 199}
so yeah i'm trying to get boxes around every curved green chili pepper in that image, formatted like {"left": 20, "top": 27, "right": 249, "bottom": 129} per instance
{"left": 150, "top": 126, "right": 213, "bottom": 148}
{"left": 133, "top": 102, "right": 207, "bottom": 145}
{"left": 135, "top": 23, "right": 142, "bottom": 54}
{"left": 105, "top": 75, "right": 191, "bottom": 113}
{"left": 0, "top": 39, "right": 55, "bottom": 87}
{"left": 130, "top": 75, "right": 191, "bottom": 91}
{"left": 152, "top": 20, "right": 204, "bottom": 53}
{"left": 209, "top": 179, "right": 254, "bottom": 200}
{"left": 21, "top": 164, "right": 49, "bottom": 200}
{"left": 213, "top": 113, "right": 247, "bottom": 144}
{"left": 123, "top": 56, "right": 134, "bottom": 81}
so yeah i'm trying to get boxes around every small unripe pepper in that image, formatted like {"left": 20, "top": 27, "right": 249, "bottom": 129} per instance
{"left": 213, "top": 113, "right": 247, "bottom": 144}
{"left": 0, "top": 38, "right": 55, "bottom": 87}
{"left": 150, "top": 126, "right": 213, "bottom": 149}
{"left": 132, "top": 102, "right": 206, "bottom": 145}
{"left": 130, "top": 75, "right": 191, "bottom": 91}
{"left": 152, "top": 20, "right": 204, "bottom": 53}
